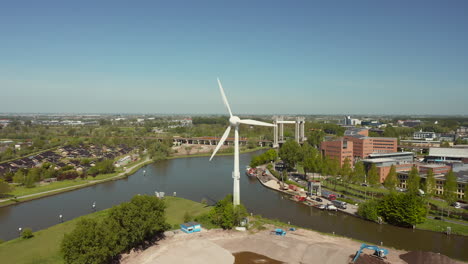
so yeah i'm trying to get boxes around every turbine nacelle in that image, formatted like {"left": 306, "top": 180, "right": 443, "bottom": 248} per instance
{"left": 229, "top": 116, "right": 241, "bottom": 127}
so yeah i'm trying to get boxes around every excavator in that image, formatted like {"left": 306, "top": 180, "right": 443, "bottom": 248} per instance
{"left": 351, "top": 243, "right": 389, "bottom": 263}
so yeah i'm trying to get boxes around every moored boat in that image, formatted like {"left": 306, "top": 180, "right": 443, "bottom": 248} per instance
{"left": 245, "top": 166, "right": 257, "bottom": 177}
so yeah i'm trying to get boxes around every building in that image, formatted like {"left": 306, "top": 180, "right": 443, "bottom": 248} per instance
{"left": 426, "top": 148, "right": 468, "bottom": 164}
{"left": 320, "top": 139, "right": 353, "bottom": 166}
{"left": 399, "top": 120, "right": 421, "bottom": 128}
{"left": 368, "top": 152, "right": 414, "bottom": 163}
{"left": 418, "top": 164, "right": 451, "bottom": 175}
{"left": 413, "top": 131, "right": 437, "bottom": 141}
{"left": 457, "top": 127, "right": 468, "bottom": 135}
{"left": 344, "top": 135, "right": 397, "bottom": 159}
{"left": 398, "top": 167, "right": 467, "bottom": 199}
{"left": 361, "top": 158, "right": 413, "bottom": 183}
{"left": 180, "top": 222, "right": 202, "bottom": 233}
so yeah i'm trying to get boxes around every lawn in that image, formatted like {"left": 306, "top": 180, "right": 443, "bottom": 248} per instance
{"left": 416, "top": 218, "right": 468, "bottom": 236}
{"left": 0, "top": 196, "right": 211, "bottom": 264}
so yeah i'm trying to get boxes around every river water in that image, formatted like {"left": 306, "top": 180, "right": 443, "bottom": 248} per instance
{"left": 0, "top": 151, "right": 466, "bottom": 260}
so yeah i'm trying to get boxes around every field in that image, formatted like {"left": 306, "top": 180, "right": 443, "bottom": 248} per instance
{"left": 0, "top": 196, "right": 211, "bottom": 264}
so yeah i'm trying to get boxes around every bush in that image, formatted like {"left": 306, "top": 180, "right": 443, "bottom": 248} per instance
{"left": 21, "top": 228, "right": 34, "bottom": 239}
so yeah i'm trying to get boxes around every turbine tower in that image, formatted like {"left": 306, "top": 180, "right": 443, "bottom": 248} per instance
{"left": 210, "top": 78, "right": 275, "bottom": 206}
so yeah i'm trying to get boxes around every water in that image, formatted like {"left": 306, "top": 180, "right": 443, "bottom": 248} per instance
{"left": 0, "top": 151, "right": 467, "bottom": 260}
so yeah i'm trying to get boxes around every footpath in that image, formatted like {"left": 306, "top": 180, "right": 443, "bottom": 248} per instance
{"left": 0, "top": 157, "right": 151, "bottom": 204}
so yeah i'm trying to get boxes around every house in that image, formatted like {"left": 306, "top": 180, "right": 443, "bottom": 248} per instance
{"left": 180, "top": 222, "right": 202, "bottom": 233}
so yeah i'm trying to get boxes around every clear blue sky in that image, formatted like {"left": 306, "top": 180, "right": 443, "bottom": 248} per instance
{"left": 1, "top": 0, "right": 467, "bottom": 115}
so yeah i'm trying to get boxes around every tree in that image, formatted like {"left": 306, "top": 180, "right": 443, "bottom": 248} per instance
{"left": 407, "top": 166, "right": 420, "bottom": 194}
{"left": 377, "top": 192, "right": 427, "bottom": 227}
{"left": 340, "top": 157, "right": 352, "bottom": 186}
{"left": 12, "top": 170, "right": 26, "bottom": 185}
{"left": 209, "top": 194, "right": 248, "bottom": 229}
{"left": 0, "top": 179, "right": 12, "bottom": 197}
{"left": 148, "top": 141, "right": 170, "bottom": 161}
{"left": 351, "top": 161, "right": 366, "bottom": 184}
{"left": 61, "top": 218, "right": 115, "bottom": 264}
{"left": 384, "top": 165, "right": 397, "bottom": 191}
{"left": 357, "top": 199, "right": 380, "bottom": 222}
{"left": 367, "top": 164, "right": 380, "bottom": 186}
{"left": 306, "top": 129, "right": 325, "bottom": 148}
{"left": 278, "top": 140, "right": 301, "bottom": 170}
{"left": 425, "top": 169, "right": 436, "bottom": 198}
{"left": 443, "top": 170, "right": 457, "bottom": 205}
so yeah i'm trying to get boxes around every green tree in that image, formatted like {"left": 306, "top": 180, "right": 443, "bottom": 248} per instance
{"left": 340, "top": 157, "right": 352, "bottom": 186}
{"left": 357, "top": 199, "right": 380, "bottom": 222}
{"left": 209, "top": 194, "right": 248, "bottom": 229}
{"left": 278, "top": 140, "right": 301, "bottom": 170}
{"left": 351, "top": 161, "right": 366, "bottom": 184}
{"left": 407, "top": 166, "right": 420, "bottom": 194}
{"left": 0, "top": 179, "right": 12, "bottom": 196}
{"left": 61, "top": 218, "right": 115, "bottom": 264}
{"left": 367, "top": 164, "right": 380, "bottom": 186}
{"left": 12, "top": 170, "right": 26, "bottom": 185}
{"left": 425, "top": 169, "right": 436, "bottom": 198}
{"left": 384, "top": 165, "right": 397, "bottom": 191}
{"left": 377, "top": 192, "right": 427, "bottom": 227}
{"left": 306, "top": 129, "right": 325, "bottom": 148}
{"left": 443, "top": 170, "right": 457, "bottom": 205}
{"left": 148, "top": 141, "right": 170, "bottom": 161}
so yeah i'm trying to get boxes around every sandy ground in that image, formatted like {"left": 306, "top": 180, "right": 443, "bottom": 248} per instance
{"left": 120, "top": 226, "right": 412, "bottom": 264}
{"left": 172, "top": 144, "right": 221, "bottom": 156}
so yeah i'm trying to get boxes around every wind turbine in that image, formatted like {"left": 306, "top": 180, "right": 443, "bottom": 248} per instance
{"left": 210, "top": 78, "right": 275, "bottom": 206}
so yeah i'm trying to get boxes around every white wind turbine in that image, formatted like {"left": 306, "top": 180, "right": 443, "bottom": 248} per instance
{"left": 210, "top": 78, "right": 275, "bottom": 206}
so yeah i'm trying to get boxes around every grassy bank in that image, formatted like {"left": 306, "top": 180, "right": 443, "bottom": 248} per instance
{"left": 1, "top": 147, "right": 268, "bottom": 207}
{"left": 0, "top": 196, "right": 210, "bottom": 264}
{"left": 0, "top": 158, "right": 153, "bottom": 207}
{"left": 416, "top": 218, "right": 468, "bottom": 236}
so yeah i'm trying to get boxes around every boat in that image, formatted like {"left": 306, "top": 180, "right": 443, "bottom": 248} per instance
{"left": 245, "top": 166, "right": 257, "bottom": 177}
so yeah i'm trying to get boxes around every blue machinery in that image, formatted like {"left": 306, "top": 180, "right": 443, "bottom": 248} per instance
{"left": 352, "top": 243, "right": 389, "bottom": 262}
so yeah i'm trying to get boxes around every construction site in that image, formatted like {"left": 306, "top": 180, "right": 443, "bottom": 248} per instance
{"left": 119, "top": 225, "right": 462, "bottom": 264}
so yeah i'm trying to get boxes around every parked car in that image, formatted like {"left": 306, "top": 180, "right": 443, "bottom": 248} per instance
{"left": 326, "top": 204, "right": 338, "bottom": 211}
{"left": 318, "top": 204, "right": 326, "bottom": 210}
{"left": 361, "top": 183, "right": 368, "bottom": 187}
{"left": 315, "top": 197, "right": 323, "bottom": 202}
{"left": 453, "top": 202, "right": 461, "bottom": 209}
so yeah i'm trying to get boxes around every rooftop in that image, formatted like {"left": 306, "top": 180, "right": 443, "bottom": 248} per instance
{"left": 428, "top": 148, "right": 468, "bottom": 158}
{"left": 368, "top": 152, "right": 413, "bottom": 158}
{"left": 361, "top": 158, "right": 396, "bottom": 163}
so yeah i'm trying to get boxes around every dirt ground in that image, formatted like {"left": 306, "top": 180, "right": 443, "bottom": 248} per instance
{"left": 120, "top": 226, "right": 413, "bottom": 264}
{"left": 172, "top": 144, "right": 221, "bottom": 156}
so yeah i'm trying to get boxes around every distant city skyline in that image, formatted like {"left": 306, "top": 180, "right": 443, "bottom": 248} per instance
{"left": 1, "top": 1, "right": 467, "bottom": 115}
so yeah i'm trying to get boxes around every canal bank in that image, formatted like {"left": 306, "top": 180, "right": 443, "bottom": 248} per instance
{"left": 0, "top": 150, "right": 467, "bottom": 261}
{"left": 0, "top": 146, "right": 267, "bottom": 208}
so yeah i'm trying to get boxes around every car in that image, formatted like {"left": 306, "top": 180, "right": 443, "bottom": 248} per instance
{"left": 452, "top": 202, "right": 461, "bottom": 209}
{"left": 326, "top": 204, "right": 338, "bottom": 211}
{"left": 318, "top": 204, "right": 326, "bottom": 210}
{"left": 315, "top": 197, "right": 323, "bottom": 202}
{"left": 361, "top": 183, "right": 368, "bottom": 187}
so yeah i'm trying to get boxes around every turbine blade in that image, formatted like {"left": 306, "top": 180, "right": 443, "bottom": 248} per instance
{"left": 217, "top": 78, "right": 233, "bottom": 117}
{"left": 239, "top": 119, "right": 276, "bottom": 127}
{"left": 209, "top": 126, "right": 231, "bottom": 161}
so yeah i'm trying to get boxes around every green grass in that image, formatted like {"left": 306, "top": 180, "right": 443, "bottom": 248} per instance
{"left": 416, "top": 218, "right": 468, "bottom": 236}
{"left": 0, "top": 196, "right": 211, "bottom": 264}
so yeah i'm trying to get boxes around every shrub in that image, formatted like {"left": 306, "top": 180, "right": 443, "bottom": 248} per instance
{"left": 21, "top": 228, "right": 34, "bottom": 239}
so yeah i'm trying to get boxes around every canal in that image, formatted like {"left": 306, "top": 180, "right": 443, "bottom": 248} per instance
{"left": 0, "top": 150, "right": 466, "bottom": 260}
